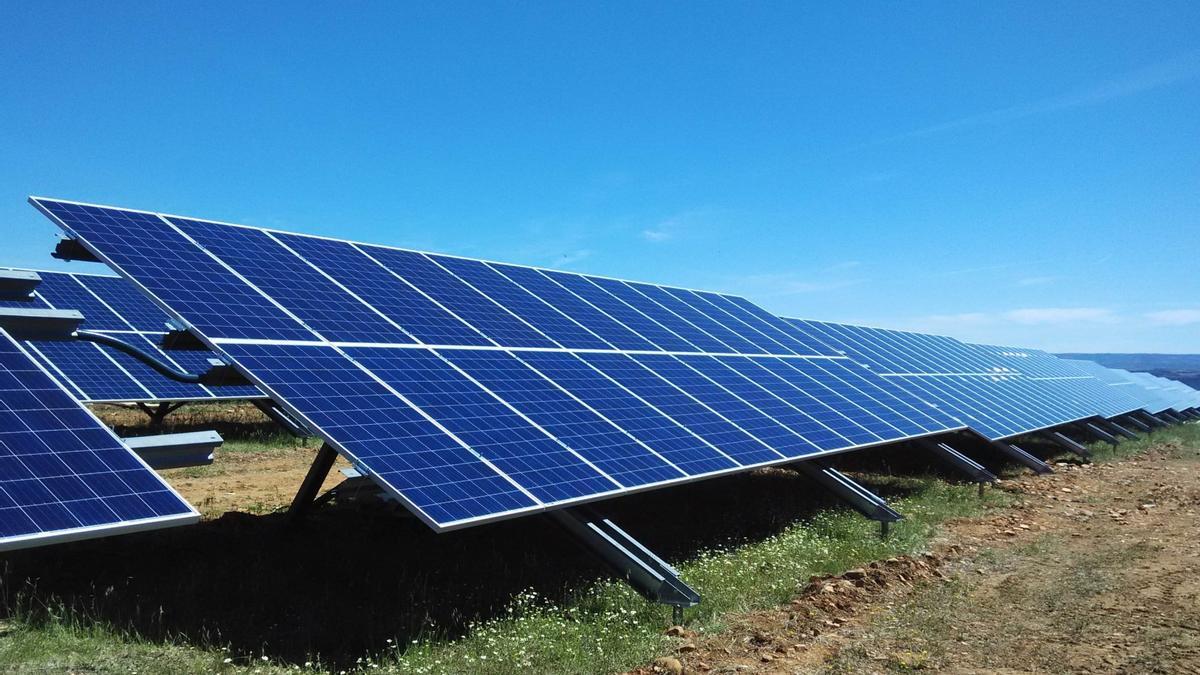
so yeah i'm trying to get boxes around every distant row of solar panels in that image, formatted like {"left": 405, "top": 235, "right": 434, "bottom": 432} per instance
{"left": 782, "top": 318, "right": 1196, "bottom": 432}
{"left": 0, "top": 268, "right": 261, "bottom": 404}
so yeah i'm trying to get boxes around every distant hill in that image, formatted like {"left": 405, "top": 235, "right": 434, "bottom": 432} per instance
{"left": 1058, "top": 353, "right": 1200, "bottom": 389}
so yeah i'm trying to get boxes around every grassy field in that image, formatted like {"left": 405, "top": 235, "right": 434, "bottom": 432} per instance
{"left": 0, "top": 404, "right": 1191, "bottom": 674}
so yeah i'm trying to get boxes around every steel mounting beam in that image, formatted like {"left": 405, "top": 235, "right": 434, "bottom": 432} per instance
{"left": 550, "top": 507, "right": 700, "bottom": 624}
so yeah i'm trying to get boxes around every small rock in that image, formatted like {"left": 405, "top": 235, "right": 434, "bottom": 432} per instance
{"left": 652, "top": 657, "right": 684, "bottom": 675}
{"left": 843, "top": 568, "right": 867, "bottom": 580}
{"left": 664, "top": 625, "right": 688, "bottom": 638}
{"left": 761, "top": 653, "right": 774, "bottom": 662}
{"left": 678, "top": 642, "right": 697, "bottom": 653}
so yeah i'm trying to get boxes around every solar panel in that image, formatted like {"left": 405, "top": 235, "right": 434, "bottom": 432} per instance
{"left": 968, "top": 344, "right": 1143, "bottom": 420}
{"left": 1, "top": 268, "right": 262, "bottom": 404}
{"left": 0, "top": 327, "right": 197, "bottom": 550}
{"left": 1063, "top": 359, "right": 1176, "bottom": 414}
{"left": 782, "top": 318, "right": 1144, "bottom": 440}
{"left": 32, "top": 197, "right": 966, "bottom": 531}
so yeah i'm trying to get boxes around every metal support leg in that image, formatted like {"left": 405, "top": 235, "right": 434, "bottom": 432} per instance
{"left": 136, "top": 401, "right": 185, "bottom": 426}
{"left": 1141, "top": 411, "right": 1169, "bottom": 428}
{"left": 1080, "top": 422, "right": 1119, "bottom": 447}
{"left": 550, "top": 508, "right": 700, "bottom": 619}
{"left": 287, "top": 443, "right": 338, "bottom": 521}
{"left": 989, "top": 440, "right": 1053, "bottom": 474}
{"left": 1040, "top": 431, "right": 1091, "bottom": 460}
{"left": 1161, "top": 410, "right": 1183, "bottom": 424}
{"left": 253, "top": 400, "right": 310, "bottom": 437}
{"left": 1122, "top": 414, "right": 1153, "bottom": 432}
{"left": 1100, "top": 419, "right": 1138, "bottom": 440}
{"left": 794, "top": 460, "right": 904, "bottom": 526}
{"left": 914, "top": 439, "right": 998, "bottom": 485}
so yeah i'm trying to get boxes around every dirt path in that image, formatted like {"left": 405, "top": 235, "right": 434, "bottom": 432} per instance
{"left": 644, "top": 442, "right": 1200, "bottom": 674}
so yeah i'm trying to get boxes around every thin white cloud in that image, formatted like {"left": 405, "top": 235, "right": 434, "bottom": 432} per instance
{"left": 638, "top": 208, "right": 722, "bottom": 244}
{"left": 908, "top": 307, "right": 1120, "bottom": 329}
{"left": 892, "top": 50, "right": 1200, "bottom": 140}
{"left": 727, "top": 272, "right": 867, "bottom": 299}
{"left": 1016, "top": 275, "right": 1059, "bottom": 287}
{"left": 1145, "top": 309, "right": 1200, "bottom": 326}
{"left": 919, "top": 312, "right": 993, "bottom": 327}
{"left": 1002, "top": 307, "right": 1119, "bottom": 325}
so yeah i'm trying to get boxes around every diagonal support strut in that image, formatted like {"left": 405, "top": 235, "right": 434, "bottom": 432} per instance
{"left": 550, "top": 507, "right": 699, "bottom": 625}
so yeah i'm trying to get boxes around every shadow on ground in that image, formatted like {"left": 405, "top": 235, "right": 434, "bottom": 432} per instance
{"left": 0, "top": 456, "right": 945, "bottom": 667}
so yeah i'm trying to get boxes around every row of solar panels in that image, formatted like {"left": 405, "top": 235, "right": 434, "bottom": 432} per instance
{"left": 5, "top": 269, "right": 1194, "bottom": 425}
{"left": 0, "top": 268, "right": 261, "bottom": 404}
{"left": 0, "top": 196, "right": 1195, "bottom": 551}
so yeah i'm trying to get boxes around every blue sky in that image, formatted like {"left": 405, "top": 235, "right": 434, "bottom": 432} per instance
{"left": 2, "top": 2, "right": 1197, "bottom": 353}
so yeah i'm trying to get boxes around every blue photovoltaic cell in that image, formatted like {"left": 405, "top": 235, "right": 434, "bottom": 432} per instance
{"left": 632, "top": 353, "right": 819, "bottom": 458}
{"left": 578, "top": 352, "right": 780, "bottom": 466}
{"left": 686, "top": 291, "right": 821, "bottom": 356}
{"left": 515, "top": 350, "right": 736, "bottom": 475}
{"left": 343, "top": 347, "right": 618, "bottom": 503}
{"left": 489, "top": 264, "right": 659, "bottom": 351}
{"left": 540, "top": 271, "right": 696, "bottom": 352}
{"left": 751, "top": 358, "right": 899, "bottom": 441}
{"left": 437, "top": 349, "right": 682, "bottom": 487}
{"left": 0, "top": 330, "right": 195, "bottom": 550}
{"left": 812, "top": 359, "right": 956, "bottom": 434}
{"left": 170, "top": 218, "right": 413, "bottom": 344}
{"left": 31, "top": 200, "right": 314, "bottom": 342}
{"left": 156, "top": 341, "right": 262, "bottom": 400}
{"left": 676, "top": 355, "right": 851, "bottom": 450}
{"left": 0, "top": 269, "right": 261, "bottom": 403}
{"left": 624, "top": 282, "right": 765, "bottom": 354}
{"left": 32, "top": 273, "right": 126, "bottom": 331}
{"left": 660, "top": 287, "right": 797, "bottom": 356}
{"left": 362, "top": 246, "right": 557, "bottom": 349}
{"left": 105, "top": 336, "right": 213, "bottom": 401}
{"left": 75, "top": 274, "right": 174, "bottom": 332}
{"left": 0, "top": 293, "right": 50, "bottom": 310}
{"left": 275, "top": 234, "right": 493, "bottom": 346}
{"left": 710, "top": 295, "right": 840, "bottom": 356}
{"left": 720, "top": 357, "right": 883, "bottom": 446}
{"left": 27, "top": 341, "right": 150, "bottom": 402}
{"left": 218, "top": 342, "right": 536, "bottom": 525}
{"left": 588, "top": 277, "right": 732, "bottom": 353}
{"left": 431, "top": 256, "right": 612, "bottom": 350}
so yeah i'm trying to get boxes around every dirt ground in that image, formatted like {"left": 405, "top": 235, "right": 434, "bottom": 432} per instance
{"left": 639, "top": 442, "right": 1200, "bottom": 674}
{"left": 161, "top": 446, "right": 349, "bottom": 516}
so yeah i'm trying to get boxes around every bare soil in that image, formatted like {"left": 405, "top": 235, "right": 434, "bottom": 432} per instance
{"left": 638, "top": 442, "right": 1200, "bottom": 674}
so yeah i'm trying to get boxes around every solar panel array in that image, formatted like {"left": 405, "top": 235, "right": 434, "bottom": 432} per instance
{"left": 1, "top": 268, "right": 262, "bottom": 404}
{"left": 32, "top": 197, "right": 969, "bottom": 531}
{"left": 0, "top": 327, "right": 197, "bottom": 550}
{"left": 781, "top": 319, "right": 1191, "bottom": 440}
